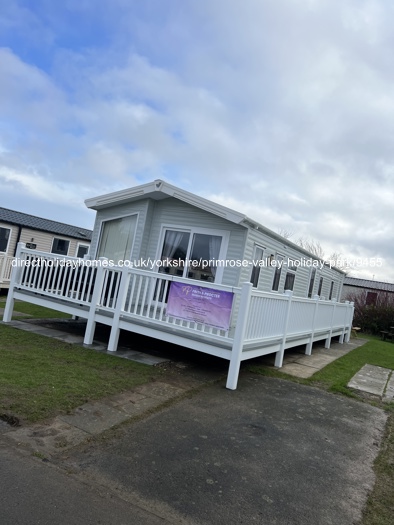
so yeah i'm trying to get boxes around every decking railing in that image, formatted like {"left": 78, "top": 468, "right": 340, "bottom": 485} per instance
{"left": 0, "top": 254, "right": 14, "bottom": 287}
{"left": 3, "top": 243, "right": 354, "bottom": 390}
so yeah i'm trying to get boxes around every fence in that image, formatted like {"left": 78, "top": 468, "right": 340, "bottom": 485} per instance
{"left": 3, "top": 243, "right": 354, "bottom": 389}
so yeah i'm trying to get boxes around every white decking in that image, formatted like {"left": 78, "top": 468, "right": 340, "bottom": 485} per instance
{"left": 3, "top": 244, "right": 354, "bottom": 390}
{"left": 0, "top": 254, "right": 13, "bottom": 289}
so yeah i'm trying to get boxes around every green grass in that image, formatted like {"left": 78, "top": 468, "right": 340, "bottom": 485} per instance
{"left": 0, "top": 296, "right": 71, "bottom": 319}
{"left": 0, "top": 324, "right": 160, "bottom": 423}
{"left": 249, "top": 337, "right": 394, "bottom": 397}
{"left": 13, "top": 300, "right": 72, "bottom": 319}
{"left": 307, "top": 338, "right": 394, "bottom": 396}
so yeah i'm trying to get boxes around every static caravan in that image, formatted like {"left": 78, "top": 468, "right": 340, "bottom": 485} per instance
{"left": 0, "top": 207, "right": 92, "bottom": 289}
{"left": 86, "top": 179, "right": 345, "bottom": 299}
{"left": 3, "top": 180, "right": 353, "bottom": 389}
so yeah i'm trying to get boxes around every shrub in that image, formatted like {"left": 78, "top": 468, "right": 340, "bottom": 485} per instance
{"left": 344, "top": 290, "right": 394, "bottom": 334}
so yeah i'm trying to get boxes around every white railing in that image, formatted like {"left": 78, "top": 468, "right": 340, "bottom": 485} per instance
{"left": 12, "top": 249, "right": 98, "bottom": 306}
{"left": 119, "top": 269, "right": 240, "bottom": 336}
{"left": 3, "top": 243, "right": 354, "bottom": 390}
{"left": 0, "top": 254, "right": 14, "bottom": 285}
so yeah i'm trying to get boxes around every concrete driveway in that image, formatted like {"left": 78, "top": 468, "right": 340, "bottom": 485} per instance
{"left": 64, "top": 374, "right": 386, "bottom": 525}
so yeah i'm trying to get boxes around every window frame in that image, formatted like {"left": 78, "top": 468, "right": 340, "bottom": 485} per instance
{"left": 284, "top": 258, "right": 297, "bottom": 292}
{"left": 317, "top": 276, "right": 324, "bottom": 296}
{"left": 308, "top": 267, "right": 316, "bottom": 298}
{"left": 156, "top": 224, "right": 230, "bottom": 284}
{"left": 0, "top": 226, "right": 12, "bottom": 253}
{"left": 329, "top": 281, "right": 335, "bottom": 300}
{"left": 51, "top": 237, "right": 70, "bottom": 256}
{"left": 366, "top": 291, "right": 378, "bottom": 306}
{"left": 250, "top": 244, "right": 265, "bottom": 288}
{"left": 95, "top": 212, "right": 139, "bottom": 263}
{"left": 76, "top": 243, "right": 90, "bottom": 258}
{"left": 271, "top": 254, "right": 284, "bottom": 292}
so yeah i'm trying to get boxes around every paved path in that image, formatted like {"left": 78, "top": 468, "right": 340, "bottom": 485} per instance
{"left": 348, "top": 364, "right": 394, "bottom": 400}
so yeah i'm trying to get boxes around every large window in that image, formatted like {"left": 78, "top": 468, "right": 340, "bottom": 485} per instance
{"left": 250, "top": 245, "right": 265, "bottom": 288}
{"left": 0, "top": 227, "right": 11, "bottom": 252}
{"left": 51, "top": 238, "right": 70, "bottom": 256}
{"left": 158, "top": 228, "right": 226, "bottom": 283}
{"left": 97, "top": 215, "right": 137, "bottom": 263}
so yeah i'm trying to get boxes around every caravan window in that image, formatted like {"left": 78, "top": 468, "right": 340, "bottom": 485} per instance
{"left": 158, "top": 227, "right": 227, "bottom": 283}
{"left": 97, "top": 215, "right": 137, "bottom": 263}
{"left": 0, "top": 227, "right": 11, "bottom": 252}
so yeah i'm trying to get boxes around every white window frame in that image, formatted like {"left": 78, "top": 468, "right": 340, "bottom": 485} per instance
{"left": 329, "top": 280, "right": 335, "bottom": 300}
{"left": 250, "top": 244, "right": 265, "bottom": 288}
{"left": 95, "top": 212, "right": 139, "bottom": 263}
{"left": 284, "top": 259, "right": 297, "bottom": 292}
{"left": 76, "top": 243, "right": 90, "bottom": 258}
{"left": 51, "top": 237, "right": 70, "bottom": 256}
{"left": 271, "top": 253, "right": 284, "bottom": 292}
{"left": 308, "top": 267, "right": 317, "bottom": 298}
{"left": 0, "top": 226, "right": 12, "bottom": 253}
{"left": 317, "top": 276, "right": 324, "bottom": 296}
{"left": 155, "top": 224, "right": 230, "bottom": 284}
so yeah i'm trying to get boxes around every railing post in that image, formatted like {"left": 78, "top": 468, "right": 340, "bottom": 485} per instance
{"left": 83, "top": 258, "right": 107, "bottom": 345}
{"left": 275, "top": 290, "right": 293, "bottom": 368}
{"left": 344, "top": 302, "right": 354, "bottom": 343}
{"left": 107, "top": 268, "right": 129, "bottom": 352}
{"left": 305, "top": 294, "right": 320, "bottom": 355}
{"left": 325, "top": 299, "right": 337, "bottom": 349}
{"left": 226, "top": 282, "right": 253, "bottom": 390}
{"left": 339, "top": 301, "right": 349, "bottom": 343}
{"left": 3, "top": 242, "right": 25, "bottom": 322}
{"left": 0, "top": 254, "right": 5, "bottom": 284}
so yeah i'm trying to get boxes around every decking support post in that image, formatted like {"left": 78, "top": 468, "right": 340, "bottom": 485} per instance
{"left": 107, "top": 269, "right": 129, "bottom": 352}
{"left": 3, "top": 242, "right": 25, "bottom": 322}
{"left": 226, "top": 282, "right": 253, "bottom": 390}
{"left": 83, "top": 258, "right": 107, "bottom": 345}
{"left": 325, "top": 299, "right": 337, "bottom": 349}
{"left": 275, "top": 290, "right": 293, "bottom": 368}
{"left": 305, "top": 295, "right": 320, "bottom": 355}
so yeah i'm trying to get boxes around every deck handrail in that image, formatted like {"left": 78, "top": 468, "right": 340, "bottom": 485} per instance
{"left": 3, "top": 243, "right": 355, "bottom": 390}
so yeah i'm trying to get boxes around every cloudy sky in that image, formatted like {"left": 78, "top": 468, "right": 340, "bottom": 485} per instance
{"left": 1, "top": 0, "right": 393, "bottom": 281}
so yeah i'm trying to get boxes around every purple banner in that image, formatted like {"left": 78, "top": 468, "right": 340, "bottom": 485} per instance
{"left": 167, "top": 282, "right": 234, "bottom": 331}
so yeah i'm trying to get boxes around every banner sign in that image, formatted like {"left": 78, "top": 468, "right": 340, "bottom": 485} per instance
{"left": 167, "top": 282, "right": 234, "bottom": 331}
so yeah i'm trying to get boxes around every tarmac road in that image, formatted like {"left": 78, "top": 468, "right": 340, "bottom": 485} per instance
{"left": 0, "top": 442, "right": 170, "bottom": 525}
{"left": 61, "top": 374, "right": 387, "bottom": 525}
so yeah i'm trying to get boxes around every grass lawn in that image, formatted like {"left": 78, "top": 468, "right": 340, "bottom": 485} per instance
{"left": 0, "top": 296, "right": 71, "bottom": 319}
{"left": 250, "top": 336, "right": 394, "bottom": 525}
{"left": 0, "top": 323, "right": 160, "bottom": 423}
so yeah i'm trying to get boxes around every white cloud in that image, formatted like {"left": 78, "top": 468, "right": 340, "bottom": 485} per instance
{"left": 0, "top": 0, "right": 394, "bottom": 283}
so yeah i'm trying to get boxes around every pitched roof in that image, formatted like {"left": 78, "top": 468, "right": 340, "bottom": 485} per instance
{"left": 344, "top": 276, "right": 394, "bottom": 293}
{"left": 85, "top": 179, "right": 345, "bottom": 274}
{"left": 0, "top": 207, "right": 92, "bottom": 241}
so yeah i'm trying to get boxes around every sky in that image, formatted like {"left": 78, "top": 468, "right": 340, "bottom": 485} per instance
{"left": 0, "top": 0, "right": 393, "bottom": 282}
